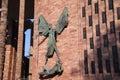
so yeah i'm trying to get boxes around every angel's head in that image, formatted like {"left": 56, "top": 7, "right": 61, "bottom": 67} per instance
{"left": 48, "top": 24, "right": 52, "bottom": 29}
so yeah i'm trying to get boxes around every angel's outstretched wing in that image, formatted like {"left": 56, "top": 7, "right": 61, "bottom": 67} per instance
{"left": 38, "top": 15, "right": 50, "bottom": 37}
{"left": 55, "top": 7, "right": 68, "bottom": 34}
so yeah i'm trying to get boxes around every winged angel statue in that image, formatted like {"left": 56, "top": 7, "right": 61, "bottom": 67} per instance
{"left": 38, "top": 7, "right": 68, "bottom": 78}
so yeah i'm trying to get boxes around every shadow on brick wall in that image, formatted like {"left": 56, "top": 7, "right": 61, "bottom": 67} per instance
{"left": 70, "top": 24, "right": 120, "bottom": 80}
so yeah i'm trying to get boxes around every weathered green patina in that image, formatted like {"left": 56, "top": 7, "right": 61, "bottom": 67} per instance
{"left": 38, "top": 7, "right": 68, "bottom": 78}
{"left": 39, "top": 59, "right": 64, "bottom": 78}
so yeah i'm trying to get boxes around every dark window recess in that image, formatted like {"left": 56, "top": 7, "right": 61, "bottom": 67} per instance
{"left": 90, "top": 37, "right": 94, "bottom": 49}
{"left": 0, "top": 12, "right": 1, "bottom": 18}
{"left": 88, "top": 0, "right": 91, "bottom": 5}
{"left": 117, "top": 7, "right": 120, "bottom": 19}
{"left": 119, "top": 32, "right": 120, "bottom": 42}
{"left": 110, "top": 21, "right": 115, "bottom": 33}
{"left": 83, "top": 28, "right": 86, "bottom": 39}
{"left": 0, "top": 0, "right": 1, "bottom": 8}
{"left": 96, "top": 25, "right": 100, "bottom": 36}
{"left": 102, "top": 12, "right": 106, "bottom": 23}
{"left": 108, "top": 0, "right": 113, "bottom": 10}
{"left": 97, "top": 48, "right": 103, "bottom": 73}
{"left": 82, "top": 7, "right": 86, "bottom": 17}
{"left": 89, "top": 16, "right": 92, "bottom": 26}
{"left": 112, "top": 45, "right": 120, "bottom": 73}
{"left": 84, "top": 50, "right": 88, "bottom": 74}
{"left": 104, "top": 75, "right": 112, "bottom": 80}
{"left": 105, "top": 59, "right": 111, "bottom": 73}
{"left": 103, "top": 34, "right": 109, "bottom": 47}
{"left": 0, "top": 0, "right": 1, "bottom": 18}
{"left": 91, "top": 61, "right": 95, "bottom": 74}
{"left": 95, "top": 3, "right": 98, "bottom": 14}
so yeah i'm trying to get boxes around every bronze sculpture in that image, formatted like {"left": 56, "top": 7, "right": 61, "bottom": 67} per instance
{"left": 39, "top": 59, "right": 64, "bottom": 78}
{"left": 38, "top": 7, "right": 68, "bottom": 78}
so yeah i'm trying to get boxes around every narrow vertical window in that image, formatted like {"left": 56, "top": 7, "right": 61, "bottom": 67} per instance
{"left": 88, "top": 0, "right": 91, "bottom": 5}
{"left": 103, "top": 34, "right": 108, "bottom": 47}
{"left": 119, "top": 32, "right": 120, "bottom": 42}
{"left": 108, "top": 0, "right": 113, "bottom": 10}
{"left": 91, "top": 61, "right": 95, "bottom": 74}
{"left": 110, "top": 21, "right": 115, "bottom": 33}
{"left": 0, "top": 11, "right": 1, "bottom": 18}
{"left": 96, "top": 25, "right": 100, "bottom": 36}
{"left": 102, "top": 12, "right": 106, "bottom": 23}
{"left": 97, "top": 48, "right": 103, "bottom": 73}
{"left": 0, "top": 0, "right": 1, "bottom": 8}
{"left": 83, "top": 27, "right": 86, "bottom": 39}
{"left": 95, "top": 3, "right": 98, "bottom": 14}
{"left": 0, "top": 0, "right": 2, "bottom": 18}
{"left": 117, "top": 7, "right": 120, "bottom": 19}
{"left": 84, "top": 50, "right": 88, "bottom": 74}
{"left": 82, "top": 7, "right": 86, "bottom": 17}
{"left": 105, "top": 59, "right": 111, "bottom": 73}
{"left": 90, "top": 37, "right": 94, "bottom": 49}
{"left": 112, "top": 45, "right": 120, "bottom": 73}
{"left": 89, "top": 16, "right": 92, "bottom": 26}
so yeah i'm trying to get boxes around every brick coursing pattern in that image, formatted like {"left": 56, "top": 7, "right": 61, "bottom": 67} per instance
{"left": 0, "top": 0, "right": 8, "bottom": 80}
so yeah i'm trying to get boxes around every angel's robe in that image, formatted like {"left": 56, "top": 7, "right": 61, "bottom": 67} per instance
{"left": 45, "top": 28, "right": 60, "bottom": 63}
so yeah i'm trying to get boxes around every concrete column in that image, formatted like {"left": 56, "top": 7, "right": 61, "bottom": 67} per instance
{"left": 0, "top": 0, "right": 8, "bottom": 79}
{"left": 15, "top": 0, "right": 25, "bottom": 79}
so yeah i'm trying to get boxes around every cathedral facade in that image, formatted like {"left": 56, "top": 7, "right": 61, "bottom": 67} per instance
{"left": 0, "top": 0, "right": 120, "bottom": 80}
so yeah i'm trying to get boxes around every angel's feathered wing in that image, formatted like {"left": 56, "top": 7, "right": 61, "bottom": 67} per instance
{"left": 55, "top": 7, "right": 68, "bottom": 34}
{"left": 38, "top": 15, "right": 50, "bottom": 36}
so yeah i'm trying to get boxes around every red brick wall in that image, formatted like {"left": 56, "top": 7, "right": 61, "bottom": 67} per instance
{"left": 0, "top": 0, "right": 8, "bottom": 79}
{"left": 31, "top": 0, "right": 120, "bottom": 80}
{"left": 15, "top": 0, "right": 25, "bottom": 79}
{"left": 1, "top": 0, "right": 120, "bottom": 80}
{"left": 31, "top": 0, "right": 83, "bottom": 80}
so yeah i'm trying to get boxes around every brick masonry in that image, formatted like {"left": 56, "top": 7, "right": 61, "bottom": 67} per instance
{"left": 1, "top": 0, "right": 120, "bottom": 80}
{"left": 0, "top": 0, "right": 8, "bottom": 80}
{"left": 31, "top": 0, "right": 83, "bottom": 80}
{"left": 15, "top": 0, "right": 25, "bottom": 79}
{"left": 31, "top": 0, "right": 120, "bottom": 80}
